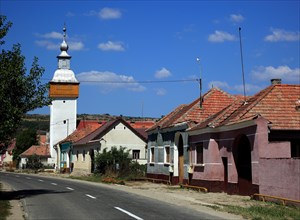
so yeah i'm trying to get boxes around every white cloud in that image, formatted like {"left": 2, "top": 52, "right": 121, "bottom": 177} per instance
{"left": 208, "top": 81, "right": 230, "bottom": 90}
{"left": 233, "top": 84, "right": 263, "bottom": 94}
{"left": 84, "top": 10, "right": 97, "bottom": 16}
{"left": 35, "top": 40, "right": 59, "bottom": 50}
{"left": 154, "top": 88, "right": 167, "bottom": 96}
{"left": 76, "top": 71, "right": 146, "bottom": 93}
{"left": 251, "top": 65, "right": 300, "bottom": 82}
{"left": 208, "top": 30, "right": 237, "bottom": 42}
{"left": 68, "top": 41, "right": 84, "bottom": 51}
{"left": 35, "top": 39, "right": 84, "bottom": 51}
{"left": 35, "top": 31, "right": 85, "bottom": 51}
{"left": 66, "top": 11, "right": 75, "bottom": 17}
{"left": 208, "top": 81, "right": 263, "bottom": 94}
{"left": 37, "top": 32, "right": 63, "bottom": 39}
{"left": 264, "top": 28, "right": 300, "bottom": 42}
{"left": 98, "top": 41, "right": 125, "bottom": 51}
{"left": 230, "top": 14, "right": 245, "bottom": 23}
{"left": 154, "top": 67, "right": 172, "bottom": 79}
{"left": 99, "top": 7, "right": 122, "bottom": 20}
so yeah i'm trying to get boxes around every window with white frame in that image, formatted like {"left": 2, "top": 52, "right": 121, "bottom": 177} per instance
{"left": 196, "top": 143, "right": 204, "bottom": 164}
{"left": 82, "top": 150, "right": 86, "bottom": 161}
{"left": 132, "top": 150, "right": 140, "bottom": 160}
{"left": 164, "top": 146, "right": 170, "bottom": 163}
{"left": 150, "top": 147, "right": 155, "bottom": 163}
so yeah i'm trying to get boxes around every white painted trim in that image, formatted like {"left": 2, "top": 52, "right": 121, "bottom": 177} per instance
{"left": 204, "top": 163, "right": 222, "bottom": 165}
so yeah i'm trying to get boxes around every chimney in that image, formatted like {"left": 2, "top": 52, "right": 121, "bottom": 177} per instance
{"left": 271, "top": 79, "right": 281, "bottom": 85}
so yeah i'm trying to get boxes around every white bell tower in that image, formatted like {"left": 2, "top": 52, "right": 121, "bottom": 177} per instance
{"left": 48, "top": 26, "right": 79, "bottom": 166}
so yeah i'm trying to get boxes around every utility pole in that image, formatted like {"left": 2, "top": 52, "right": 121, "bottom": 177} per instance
{"left": 196, "top": 57, "right": 203, "bottom": 109}
{"left": 239, "top": 27, "right": 247, "bottom": 103}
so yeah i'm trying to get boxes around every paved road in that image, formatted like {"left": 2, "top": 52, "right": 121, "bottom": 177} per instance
{"left": 1, "top": 172, "right": 227, "bottom": 220}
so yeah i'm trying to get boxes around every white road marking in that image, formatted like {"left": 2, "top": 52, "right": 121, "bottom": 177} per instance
{"left": 115, "top": 207, "right": 143, "bottom": 220}
{"left": 51, "top": 183, "right": 57, "bottom": 185}
{"left": 85, "top": 194, "right": 96, "bottom": 199}
{"left": 38, "top": 179, "right": 44, "bottom": 182}
{"left": 66, "top": 187, "right": 74, "bottom": 191}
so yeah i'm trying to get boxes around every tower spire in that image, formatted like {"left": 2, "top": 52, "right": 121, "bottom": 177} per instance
{"left": 59, "top": 24, "right": 69, "bottom": 56}
{"left": 63, "top": 23, "right": 66, "bottom": 39}
{"left": 50, "top": 25, "right": 77, "bottom": 82}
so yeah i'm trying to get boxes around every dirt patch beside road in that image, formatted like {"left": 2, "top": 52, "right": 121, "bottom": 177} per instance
{"left": 108, "top": 181, "right": 256, "bottom": 219}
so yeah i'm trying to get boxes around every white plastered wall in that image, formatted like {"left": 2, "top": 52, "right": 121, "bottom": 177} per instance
{"left": 49, "top": 98, "right": 77, "bottom": 166}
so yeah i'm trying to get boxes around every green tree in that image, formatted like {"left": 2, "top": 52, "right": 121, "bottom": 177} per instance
{"left": 26, "top": 154, "right": 44, "bottom": 170}
{"left": 13, "top": 128, "right": 38, "bottom": 164}
{"left": 0, "top": 15, "right": 50, "bottom": 151}
{"left": 94, "top": 146, "right": 131, "bottom": 176}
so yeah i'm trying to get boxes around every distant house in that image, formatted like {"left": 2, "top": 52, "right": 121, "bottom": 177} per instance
{"left": 19, "top": 145, "right": 51, "bottom": 168}
{"left": 146, "top": 88, "right": 237, "bottom": 184}
{"left": 187, "top": 81, "right": 300, "bottom": 200}
{"left": 70, "top": 117, "right": 155, "bottom": 176}
{"left": 19, "top": 133, "right": 50, "bottom": 169}
{"left": 0, "top": 139, "right": 16, "bottom": 168}
{"left": 55, "top": 120, "right": 102, "bottom": 173}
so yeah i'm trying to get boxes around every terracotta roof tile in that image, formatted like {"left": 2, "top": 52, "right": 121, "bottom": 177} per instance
{"left": 73, "top": 117, "right": 151, "bottom": 145}
{"left": 148, "top": 87, "right": 237, "bottom": 131}
{"left": 190, "top": 84, "right": 300, "bottom": 131}
{"left": 58, "top": 121, "right": 103, "bottom": 144}
{"left": 20, "top": 145, "right": 50, "bottom": 158}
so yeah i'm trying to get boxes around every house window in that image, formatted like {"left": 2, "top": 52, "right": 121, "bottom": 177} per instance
{"left": 291, "top": 141, "right": 300, "bottom": 158}
{"left": 150, "top": 147, "right": 155, "bottom": 163}
{"left": 196, "top": 143, "right": 204, "bottom": 164}
{"left": 132, "top": 150, "right": 140, "bottom": 160}
{"left": 164, "top": 146, "right": 170, "bottom": 163}
{"left": 83, "top": 150, "right": 86, "bottom": 161}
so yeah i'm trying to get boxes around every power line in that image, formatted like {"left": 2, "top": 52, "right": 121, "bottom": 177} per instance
{"left": 42, "top": 78, "right": 199, "bottom": 84}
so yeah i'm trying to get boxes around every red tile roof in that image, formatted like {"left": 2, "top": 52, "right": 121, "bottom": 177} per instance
{"left": 147, "top": 88, "right": 237, "bottom": 131}
{"left": 20, "top": 145, "right": 50, "bottom": 158}
{"left": 59, "top": 120, "right": 103, "bottom": 144}
{"left": 190, "top": 84, "right": 300, "bottom": 131}
{"left": 73, "top": 117, "right": 151, "bottom": 146}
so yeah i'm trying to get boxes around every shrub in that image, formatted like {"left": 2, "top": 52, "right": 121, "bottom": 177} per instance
{"left": 26, "top": 154, "right": 43, "bottom": 170}
{"left": 94, "top": 146, "right": 131, "bottom": 176}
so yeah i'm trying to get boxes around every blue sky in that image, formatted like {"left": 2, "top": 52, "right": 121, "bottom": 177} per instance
{"left": 2, "top": 1, "right": 300, "bottom": 118}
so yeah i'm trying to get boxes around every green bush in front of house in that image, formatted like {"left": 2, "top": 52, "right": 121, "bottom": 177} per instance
{"left": 93, "top": 146, "right": 146, "bottom": 180}
{"left": 26, "top": 154, "right": 44, "bottom": 170}
{"left": 94, "top": 146, "right": 131, "bottom": 176}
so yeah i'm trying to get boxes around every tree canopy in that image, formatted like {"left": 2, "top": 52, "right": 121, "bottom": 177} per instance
{"left": 0, "top": 15, "right": 51, "bottom": 151}
{"left": 13, "top": 128, "right": 38, "bottom": 162}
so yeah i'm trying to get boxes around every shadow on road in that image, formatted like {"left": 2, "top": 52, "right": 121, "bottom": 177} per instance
{"left": 0, "top": 189, "right": 70, "bottom": 200}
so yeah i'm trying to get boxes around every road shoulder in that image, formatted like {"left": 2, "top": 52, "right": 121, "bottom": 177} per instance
{"left": 0, "top": 181, "right": 24, "bottom": 220}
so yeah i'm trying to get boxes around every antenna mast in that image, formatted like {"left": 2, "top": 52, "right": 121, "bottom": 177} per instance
{"left": 197, "top": 58, "right": 203, "bottom": 109}
{"left": 238, "top": 27, "right": 247, "bottom": 102}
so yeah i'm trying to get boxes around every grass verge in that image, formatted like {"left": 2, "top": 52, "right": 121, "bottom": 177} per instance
{"left": 215, "top": 202, "right": 300, "bottom": 220}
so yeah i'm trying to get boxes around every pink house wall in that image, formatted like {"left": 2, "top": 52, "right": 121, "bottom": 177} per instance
{"left": 259, "top": 158, "right": 300, "bottom": 200}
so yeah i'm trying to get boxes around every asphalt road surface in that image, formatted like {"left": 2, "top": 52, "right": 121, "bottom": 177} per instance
{"left": 1, "top": 172, "right": 227, "bottom": 220}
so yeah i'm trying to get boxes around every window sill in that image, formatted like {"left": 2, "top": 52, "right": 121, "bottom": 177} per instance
{"left": 195, "top": 163, "right": 205, "bottom": 167}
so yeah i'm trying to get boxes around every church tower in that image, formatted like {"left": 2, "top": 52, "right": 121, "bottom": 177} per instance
{"left": 49, "top": 26, "right": 79, "bottom": 166}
